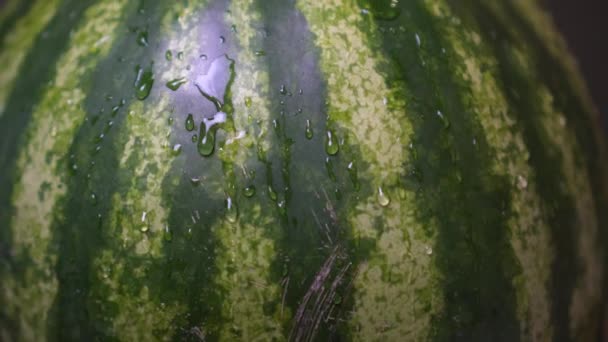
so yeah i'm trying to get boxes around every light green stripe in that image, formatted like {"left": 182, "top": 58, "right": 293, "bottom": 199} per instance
{"left": 298, "top": 1, "right": 441, "bottom": 340}
{"left": 93, "top": 2, "right": 208, "bottom": 339}
{"left": 212, "top": 2, "right": 287, "bottom": 340}
{"left": 535, "top": 82, "right": 602, "bottom": 339}
{"left": 0, "top": 0, "right": 60, "bottom": 117}
{"left": 496, "top": 36, "right": 602, "bottom": 339}
{"left": 423, "top": 1, "right": 556, "bottom": 339}
{"left": 3, "top": 1, "right": 130, "bottom": 340}
{"left": 501, "top": 11, "right": 605, "bottom": 334}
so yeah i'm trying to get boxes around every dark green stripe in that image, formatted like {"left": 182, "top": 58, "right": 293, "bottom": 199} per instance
{"left": 362, "top": 1, "right": 522, "bottom": 340}
{"left": 451, "top": 2, "right": 605, "bottom": 340}
{"left": 162, "top": 0, "right": 235, "bottom": 338}
{"left": 138, "top": 0, "right": 234, "bottom": 339}
{"left": 43, "top": 1, "right": 172, "bottom": 339}
{"left": 498, "top": 8, "right": 608, "bottom": 333}
{"left": 254, "top": 1, "right": 364, "bottom": 339}
{"left": 0, "top": 0, "right": 96, "bottom": 339}
{"left": 507, "top": 3, "right": 608, "bottom": 256}
{"left": 0, "top": 0, "right": 34, "bottom": 49}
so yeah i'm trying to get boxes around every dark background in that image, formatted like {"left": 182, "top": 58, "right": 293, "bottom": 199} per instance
{"left": 542, "top": 0, "right": 608, "bottom": 132}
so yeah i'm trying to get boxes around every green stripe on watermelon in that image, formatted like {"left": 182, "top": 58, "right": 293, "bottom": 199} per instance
{"left": 253, "top": 1, "right": 363, "bottom": 340}
{"left": 503, "top": 4, "right": 608, "bottom": 316}
{"left": 511, "top": 0, "right": 608, "bottom": 249}
{"left": 0, "top": 0, "right": 34, "bottom": 49}
{"left": 0, "top": 0, "right": 129, "bottom": 340}
{"left": 46, "top": 1, "right": 214, "bottom": 339}
{"left": 535, "top": 86, "right": 603, "bottom": 340}
{"left": 361, "top": 1, "right": 530, "bottom": 339}
{"left": 206, "top": 1, "right": 292, "bottom": 339}
{"left": 153, "top": 2, "right": 240, "bottom": 339}
{"left": 422, "top": 2, "right": 555, "bottom": 339}
{"left": 0, "top": 0, "right": 60, "bottom": 117}
{"left": 0, "top": 0, "right": 98, "bottom": 255}
{"left": 297, "top": 1, "right": 444, "bottom": 340}
{"left": 0, "top": 1, "right": 606, "bottom": 341}
{"left": 459, "top": 3, "right": 606, "bottom": 339}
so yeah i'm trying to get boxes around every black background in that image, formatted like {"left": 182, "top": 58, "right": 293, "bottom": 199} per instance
{"left": 542, "top": 0, "right": 608, "bottom": 132}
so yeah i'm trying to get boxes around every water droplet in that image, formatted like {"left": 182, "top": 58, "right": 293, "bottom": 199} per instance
{"left": 272, "top": 119, "right": 280, "bottom": 133}
{"left": 139, "top": 211, "right": 150, "bottom": 232}
{"left": 225, "top": 197, "right": 238, "bottom": 223}
{"left": 244, "top": 185, "right": 256, "bottom": 198}
{"left": 335, "top": 187, "right": 343, "bottom": 201}
{"left": 191, "top": 134, "right": 198, "bottom": 143}
{"left": 277, "top": 200, "right": 287, "bottom": 216}
{"left": 517, "top": 175, "right": 528, "bottom": 190}
{"left": 177, "top": 51, "right": 184, "bottom": 60}
{"left": 90, "top": 192, "right": 98, "bottom": 206}
{"left": 166, "top": 77, "right": 187, "bottom": 91}
{"left": 325, "top": 157, "right": 336, "bottom": 181}
{"left": 425, "top": 245, "right": 433, "bottom": 255}
{"left": 305, "top": 120, "right": 313, "bottom": 139}
{"left": 254, "top": 50, "right": 266, "bottom": 57}
{"left": 190, "top": 177, "right": 201, "bottom": 186}
{"left": 436, "top": 110, "right": 450, "bottom": 129}
{"left": 231, "top": 24, "right": 237, "bottom": 33}
{"left": 94, "top": 133, "right": 105, "bottom": 143}
{"left": 134, "top": 65, "right": 154, "bottom": 100}
{"left": 165, "top": 50, "right": 173, "bottom": 61}
{"left": 359, "top": 0, "right": 401, "bottom": 21}
{"left": 347, "top": 161, "right": 360, "bottom": 191}
{"left": 244, "top": 97, "right": 252, "bottom": 108}
{"left": 268, "top": 185, "right": 278, "bottom": 202}
{"left": 324, "top": 130, "right": 339, "bottom": 156}
{"left": 163, "top": 225, "right": 173, "bottom": 242}
{"left": 167, "top": 117, "right": 174, "bottom": 125}
{"left": 185, "top": 113, "right": 195, "bottom": 131}
{"left": 198, "top": 130, "right": 215, "bottom": 157}
{"left": 279, "top": 84, "right": 287, "bottom": 95}
{"left": 172, "top": 144, "right": 182, "bottom": 155}
{"left": 137, "top": 30, "right": 148, "bottom": 47}
{"left": 111, "top": 105, "right": 120, "bottom": 117}
{"left": 377, "top": 186, "right": 390, "bottom": 207}
{"left": 200, "top": 54, "right": 207, "bottom": 60}
{"left": 219, "top": 36, "right": 225, "bottom": 44}
{"left": 103, "top": 120, "right": 114, "bottom": 133}
{"left": 197, "top": 112, "right": 227, "bottom": 157}
{"left": 415, "top": 33, "right": 421, "bottom": 47}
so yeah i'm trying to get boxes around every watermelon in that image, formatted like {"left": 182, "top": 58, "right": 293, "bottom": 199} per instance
{"left": 0, "top": 0, "right": 607, "bottom": 340}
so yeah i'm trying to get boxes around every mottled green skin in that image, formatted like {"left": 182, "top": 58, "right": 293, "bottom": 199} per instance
{"left": 0, "top": 0, "right": 607, "bottom": 341}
